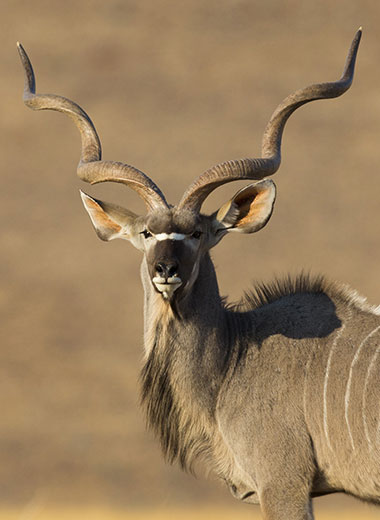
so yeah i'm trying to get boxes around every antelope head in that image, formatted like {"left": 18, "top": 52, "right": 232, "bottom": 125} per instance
{"left": 79, "top": 177, "right": 276, "bottom": 301}
{"left": 17, "top": 30, "right": 361, "bottom": 303}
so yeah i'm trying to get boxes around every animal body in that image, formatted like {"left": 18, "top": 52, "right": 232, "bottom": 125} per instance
{"left": 18, "top": 29, "right": 380, "bottom": 520}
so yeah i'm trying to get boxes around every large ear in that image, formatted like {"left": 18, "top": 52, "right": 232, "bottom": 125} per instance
{"left": 80, "top": 191, "right": 142, "bottom": 244}
{"left": 212, "top": 179, "right": 276, "bottom": 237}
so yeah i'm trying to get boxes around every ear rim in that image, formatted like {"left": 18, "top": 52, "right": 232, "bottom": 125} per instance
{"left": 80, "top": 190, "right": 142, "bottom": 243}
{"left": 212, "top": 179, "right": 277, "bottom": 237}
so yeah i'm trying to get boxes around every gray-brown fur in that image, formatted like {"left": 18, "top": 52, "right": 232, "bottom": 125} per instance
{"left": 18, "top": 30, "right": 380, "bottom": 520}
{"left": 141, "top": 266, "right": 380, "bottom": 516}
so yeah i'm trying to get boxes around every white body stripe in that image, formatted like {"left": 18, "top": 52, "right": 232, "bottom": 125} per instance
{"left": 303, "top": 319, "right": 325, "bottom": 421}
{"left": 363, "top": 346, "right": 380, "bottom": 451}
{"left": 323, "top": 322, "right": 346, "bottom": 451}
{"left": 344, "top": 325, "right": 380, "bottom": 451}
{"left": 154, "top": 232, "right": 186, "bottom": 241}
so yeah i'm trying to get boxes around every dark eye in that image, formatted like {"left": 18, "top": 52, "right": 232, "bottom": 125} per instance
{"left": 141, "top": 229, "right": 152, "bottom": 239}
{"left": 192, "top": 230, "right": 202, "bottom": 239}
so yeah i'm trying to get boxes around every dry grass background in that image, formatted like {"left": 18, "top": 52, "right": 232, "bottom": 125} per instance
{"left": 2, "top": 0, "right": 380, "bottom": 518}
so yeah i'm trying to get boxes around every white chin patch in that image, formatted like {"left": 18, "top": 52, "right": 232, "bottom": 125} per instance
{"left": 153, "top": 276, "right": 182, "bottom": 299}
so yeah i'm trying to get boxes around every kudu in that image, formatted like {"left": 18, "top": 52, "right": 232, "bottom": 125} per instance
{"left": 18, "top": 29, "right": 380, "bottom": 519}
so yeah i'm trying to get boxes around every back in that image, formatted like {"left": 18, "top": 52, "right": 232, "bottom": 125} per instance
{"left": 217, "top": 276, "right": 380, "bottom": 503}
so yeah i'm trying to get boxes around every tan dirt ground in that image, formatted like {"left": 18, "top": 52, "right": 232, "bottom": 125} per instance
{"left": 1, "top": 506, "right": 380, "bottom": 520}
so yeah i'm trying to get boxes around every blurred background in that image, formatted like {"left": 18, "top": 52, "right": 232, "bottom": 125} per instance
{"left": 2, "top": 1, "right": 380, "bottom": 518}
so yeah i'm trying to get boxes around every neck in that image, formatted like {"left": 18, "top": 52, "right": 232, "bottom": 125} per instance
{"left": 140, "top": 252, "right": 231, "bottom": 470}
{"left": 141, "top": 252, "right": 225, "bottom": 355}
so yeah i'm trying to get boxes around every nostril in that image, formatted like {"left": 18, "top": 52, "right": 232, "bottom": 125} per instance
{"left": 168, "top": 264, "right": 178, "bottom": 278}
{"left": 155, "top": 262, "right": 178, "bottom": 279}
{"left": 155, "top": 262, "right": 165, "bottom": 276}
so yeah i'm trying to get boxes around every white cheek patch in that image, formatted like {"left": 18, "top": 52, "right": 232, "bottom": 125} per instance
{"left": 154, "top": 232, "right": 186, "bottom": 241}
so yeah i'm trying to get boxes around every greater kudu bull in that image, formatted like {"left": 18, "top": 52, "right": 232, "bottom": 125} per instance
{"left": 18, "top": 29, "right": 380, "bottom": 519}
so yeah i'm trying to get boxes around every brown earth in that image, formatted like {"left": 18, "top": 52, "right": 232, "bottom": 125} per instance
{"left": 1, "top": 0, "right": 380, "bottom": 516}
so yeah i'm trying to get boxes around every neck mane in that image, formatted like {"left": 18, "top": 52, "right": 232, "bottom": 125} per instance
{"left": 140, "top": 252, "right": 230, "bottom": 470}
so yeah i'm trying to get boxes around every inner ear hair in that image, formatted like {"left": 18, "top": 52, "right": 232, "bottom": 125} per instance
{"left": 80, "top": 190, "right": 141, "bottom": 242}
{"left": 215, "top": 179, "right": 276, "bottom": 234}
{"left": 216, "top": 199, "right": 241, "bottom": 226}
{"left": 234, "top": 184, "right": 274, "bottom": 229}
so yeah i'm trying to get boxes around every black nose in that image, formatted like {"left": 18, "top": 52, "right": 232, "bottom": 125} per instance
{"left": 155, "top": 261, "right": 178, "bottom": 279}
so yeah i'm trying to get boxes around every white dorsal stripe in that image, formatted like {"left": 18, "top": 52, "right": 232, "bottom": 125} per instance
{"left": 155, "top": 232, "right": 186, "bottom": 241}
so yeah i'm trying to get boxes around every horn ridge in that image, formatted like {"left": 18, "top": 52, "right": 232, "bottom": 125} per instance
{"left": 262, "top": 28, "right": 362, "bottom": 160}
{"left": 178, "top": 28, "right": 362, "bottom": 213}
{"left": 17, "top": 42, "right": 102, "bottom": 163}
{"left": 17, "top": 42, "right": 168, "bottom": 211}
{"left": 78, "top": 161, "right": 169, "bottom": 210}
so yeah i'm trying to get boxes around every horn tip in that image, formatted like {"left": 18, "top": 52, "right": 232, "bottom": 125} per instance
{"left": 354, "top": 27, "right": 362, "bottom": 44}
{"left": 16, "top": 41, "right": 26, "bottom": 56}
